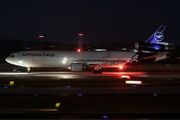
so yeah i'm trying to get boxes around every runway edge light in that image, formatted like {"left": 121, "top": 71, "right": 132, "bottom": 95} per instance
{"left": 125, "top": 80, "right": 142, "bottom": 84}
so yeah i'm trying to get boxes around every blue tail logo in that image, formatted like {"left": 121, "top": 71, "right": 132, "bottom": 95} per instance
{"left": 146, "top": 25, "right": 167, "bottom": 43}
{"left": 154, "top": 32, "right": 164, "bottom": 42}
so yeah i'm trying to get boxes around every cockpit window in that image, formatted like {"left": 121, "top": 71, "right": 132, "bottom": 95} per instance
{"left": 10, "top": 55, "right": 14, "bottom": 57}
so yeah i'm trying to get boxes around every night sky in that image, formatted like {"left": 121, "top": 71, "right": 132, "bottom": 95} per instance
{"left": 1, "top": 0, "right": 180, "bottom": 45}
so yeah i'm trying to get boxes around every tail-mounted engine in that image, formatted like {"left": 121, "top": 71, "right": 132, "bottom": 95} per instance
{"left": 129, "top": 42, "right": 173, "bottom": 64}
{"left": 135, "top": 42, "right": 173, "bottom": 52}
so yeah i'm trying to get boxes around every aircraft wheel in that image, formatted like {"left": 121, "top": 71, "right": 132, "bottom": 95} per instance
{"left": 94, "top": 70, "right": 98, "bottom": 74}
{"left": 98, "top": 70, "right": 102, "bottom": 74}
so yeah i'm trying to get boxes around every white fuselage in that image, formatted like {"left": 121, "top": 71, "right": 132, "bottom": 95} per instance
{"left": 5, "top": 50, "right": 135, "bottom": 68}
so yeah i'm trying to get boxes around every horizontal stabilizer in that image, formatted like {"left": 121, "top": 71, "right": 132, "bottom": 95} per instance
{"left": 155, "top": 54, "right": 167, "bottom": 62}
{"left": 145, "top": 52, "right": 169, "bottom": 62}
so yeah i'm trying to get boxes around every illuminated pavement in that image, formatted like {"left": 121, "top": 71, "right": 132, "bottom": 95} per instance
{"left": 2, "top": 85, "right": 180, "bottom": 95}
{"left": 1, "top": 71, "right": 180, "bottom": 119}
{"left": 0, "top": 71, "right": 179, "bottom": 78}
{"left": 1, "top": 71, "right": 180, "bottom": 94}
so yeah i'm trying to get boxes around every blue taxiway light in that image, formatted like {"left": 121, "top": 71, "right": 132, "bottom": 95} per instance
{"left": 33, "top": 94, "right": 38, "bottom": 96}
{"left": 4, "top": 86, "right": 8, "bottom": 88}
{"left": 66, "top": 86, "right": 71, "bottom": 88}
{"left": 103, "top": 116, "right": 108, "bottom": 119}
{"left": 78, "top": 94, "right": 82, "bottom": 96}
{"left": 153, "top": 94, "right": 158, "bottom": 96}
{"left": 132, "top": 85, "right": 137, "bottom": 87}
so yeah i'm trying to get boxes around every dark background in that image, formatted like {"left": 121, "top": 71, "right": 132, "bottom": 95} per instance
{"left": 0, "top": 0, "right": 180, "bottom": 44}
{"left": 1, "top": 0, "right": 180, "bottom": 60}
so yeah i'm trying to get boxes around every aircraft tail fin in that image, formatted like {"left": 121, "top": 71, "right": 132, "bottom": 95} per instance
{"left": 145, "top": 25, "right": 167, "bottom": 44}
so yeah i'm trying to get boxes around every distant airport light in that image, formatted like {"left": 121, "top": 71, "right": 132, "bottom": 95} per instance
{"left": 39, "top": 35, "right": 44, "bottom": 38}
{"left": 126, "top": 59, "right": 130, "bottom": 62}
{"left": 103, "top": 116, "right": 108, "bottom": 119}
{"left": 64, "top": 58, "right": 67, "bottom": 61}
{"left": 26, "top": 47, "right": 30, "bottom": 49}
{"left": 78, "top": 33, "right": 83, "bottom": 36}
{"left": 153, "top": 94, "right": 158, "bottom": 96}
{"left": 55, "top": 103, "right": 61, "bottom": 108}
{"left": 125, "top": 81, "right": 142, "bottom": 84}
{"left": 62, "top": 61, "right": 66, "bottom": 64}
{"left": 120, "top": 75, "right": 131, "bottom": 79}
{"left": 78, "top": 94, "right": 82, "bottom": 96}
{"left": 77, "top": 48, "right": 81, "bottom": 52}
{"left": 9, "top": 81, "right": 14, "bottom": 86}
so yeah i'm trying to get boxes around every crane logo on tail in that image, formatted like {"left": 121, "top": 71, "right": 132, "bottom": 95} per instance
{"left": 154, "top": 32, "right": 164, "bottom": 42}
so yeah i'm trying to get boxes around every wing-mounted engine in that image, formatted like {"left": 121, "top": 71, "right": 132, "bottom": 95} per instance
{"left": 70, "top": 63, "right": 88, "bottom": 71}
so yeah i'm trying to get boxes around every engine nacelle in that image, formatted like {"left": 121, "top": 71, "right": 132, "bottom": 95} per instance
{"left": 71, "top": 63, "right": 83, "bottom": 71}
{"left": 135, "top": 42, "right": 171, "bottom": 51}
{"left": 71, "top": 63, "right": 88, "bottom": 71}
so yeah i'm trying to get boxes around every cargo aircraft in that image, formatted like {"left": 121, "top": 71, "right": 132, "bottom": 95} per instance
{"left": 6, "top": 25, "right": 171, "bottom": 74}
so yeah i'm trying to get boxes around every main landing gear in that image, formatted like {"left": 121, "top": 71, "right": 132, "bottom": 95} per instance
{"left": 92, "top": 65, "right": 102, "bottom": 74}
{"left": 92, "top": 69, "right": 102, "bottom": 74}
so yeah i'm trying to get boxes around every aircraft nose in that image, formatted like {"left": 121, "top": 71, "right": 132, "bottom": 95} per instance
{"left": 5, "top": 57, "right": 11, "bottom": 63}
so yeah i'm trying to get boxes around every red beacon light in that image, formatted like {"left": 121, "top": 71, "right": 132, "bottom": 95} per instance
{"left": 39, "top": 35, "right": 44, "bottom": 38}
{"left": 78, "top": 34, "right": 83, "bottom": 36}
{"left": 77, "top": 48, "right": 81, "bottom": 52}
